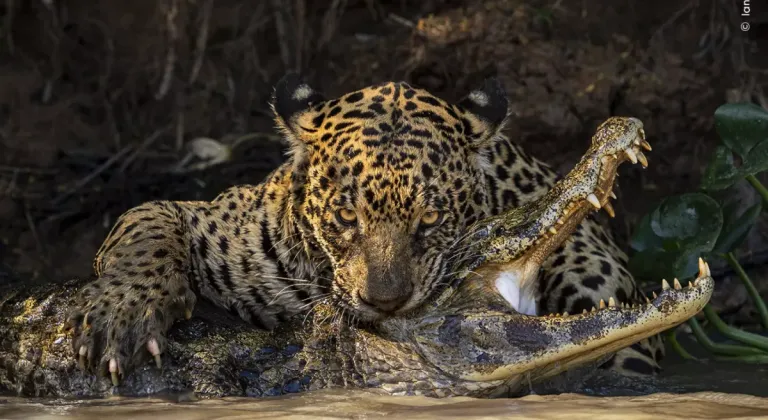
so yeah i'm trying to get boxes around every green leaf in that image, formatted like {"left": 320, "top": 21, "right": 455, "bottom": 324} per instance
{"left": 715, "top": 103, "right": 768, "bottom": 159}
{"left": 743, "top": 140, "right": 768, "bottom": 175}
{"left": 649, "top": 193, "right": 723, "bottom": 249}
{"left": 714, "top": 201, "right": 762, "bottom": 254}
{"left": 629, "top": 213, "right": 663, "bottom": 252}
{"left": 629, "top": 193, "right": 723, "bottom": 281}
{"left": 701, "top": 145, "right": 744, "bottom": 191}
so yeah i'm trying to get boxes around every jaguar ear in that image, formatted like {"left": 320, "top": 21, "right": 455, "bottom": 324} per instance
{"left": 458, "top": 77, "right": 509, "bottom": 147}
{"left": 271, "top": 73, "right": 326, "bottom": 142}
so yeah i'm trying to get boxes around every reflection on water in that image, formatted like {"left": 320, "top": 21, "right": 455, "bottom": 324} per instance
{"left": 3, "top": 353, "right": 768, "bottom": 419}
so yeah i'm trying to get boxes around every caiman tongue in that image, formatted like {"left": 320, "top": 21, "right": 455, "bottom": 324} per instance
{"left": 449, "top": 116, "right": 651, "bottom": 315}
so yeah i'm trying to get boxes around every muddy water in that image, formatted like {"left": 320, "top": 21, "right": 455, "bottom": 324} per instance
{"left": 3, "top": 359, "right": 768, "bottom": 419}
{"left": 2, "top": 391, "right": 768, "bottom": 420}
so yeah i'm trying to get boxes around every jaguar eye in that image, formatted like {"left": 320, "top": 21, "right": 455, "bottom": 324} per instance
{"left": 420, "top": 210, "right": 444, "bottom": 228}
{"left": 336, "top": 208, "right": 358, "bottom": 226}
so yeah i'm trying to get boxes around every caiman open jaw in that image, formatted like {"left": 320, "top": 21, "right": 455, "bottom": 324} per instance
{"left": 453, "top": 117, "right": 652, "bottom": 314}
{"left": 408, "top": 259, "right": 714, "bottom": 388}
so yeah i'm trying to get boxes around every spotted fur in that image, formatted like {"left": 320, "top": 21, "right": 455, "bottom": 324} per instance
{"left": 67, "top": 74, "right": 662, "bottom": 379}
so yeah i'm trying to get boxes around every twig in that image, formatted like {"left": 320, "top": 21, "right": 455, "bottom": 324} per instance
{"left": 387, "top": 12, "right": 415, "bottom": 29}
{"left": 318, "top": 0, "right": 347, "bottom": 52}
{"left": 189, "top": 0, "right": 213, "bottom": 84}
{"left": 52, "top": 145, "right": 133, "bottom": 205}
{"left": 118, "top": 127, "right": 169, "bottom": 172}
{"left": 156, "top": 0, "right": 179, "bottom": 100}
{"left": 269, "top": 0, "right": 292, "bottom": 70}
{"left": 649, "top": 1, "right": 696, "bottom": 44}
{"left": 103, "top": 97, "right": 121, "bottom": 148}
{"left": 175, "top": 93, "right": 185, "bottom": 152}
{"left": 5, "top": 0, "right": 14, "bottom": 55}
{"left": 0, "top": 165, "right": 58, "bottom": 174}
{"left": 24, "top": 201, "right": 45, "bottom": 257}
{"left": 294, "top": 0, "right": 305, "bottom": 71}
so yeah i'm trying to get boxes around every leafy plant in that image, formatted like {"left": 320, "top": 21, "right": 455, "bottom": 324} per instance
{"left": 629, "top": 103, "right": 768, "bottom": 363}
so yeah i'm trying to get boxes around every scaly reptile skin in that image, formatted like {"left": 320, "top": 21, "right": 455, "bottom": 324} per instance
{"left": 0, "top": 117, "right": 714, "bottom": 398}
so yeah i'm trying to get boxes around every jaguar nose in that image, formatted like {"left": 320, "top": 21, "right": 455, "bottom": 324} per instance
{"left": 358, "top": 288, "right": 412, "bottom": 313}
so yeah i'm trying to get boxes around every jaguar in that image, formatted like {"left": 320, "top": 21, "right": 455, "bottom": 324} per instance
{"left": 65, "top": 74, "right": 661, "bottom": 385}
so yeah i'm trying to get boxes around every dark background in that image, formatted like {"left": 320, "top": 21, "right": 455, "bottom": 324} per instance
{"left": 1, "top": 0, "right": 767, "bottom": 322}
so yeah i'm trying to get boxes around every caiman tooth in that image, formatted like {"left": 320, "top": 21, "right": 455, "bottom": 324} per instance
{"left": 599, "top": 299, "right": 606, "bottom": 309}
{"left": 645, "top": 296, "right": 651, "bottom": 304}
{"left": 624, "top": 148, "right": 638, "bottom": 164}
{"left": 591, "top": 306, "right": 597, "bottom": 312}
{"left": 641, "top": 139, "right": 652, "bottom": 151}
{"left": 697, "top": 257, "right": 711, "bottom": 277}
{"left": 603, "top": 201, "right": 615, "bottom": 218}
{"left": 637, "top": 151, "right": 648, "bottom": 168}
{"left": 652, "top": 291, "right": 658, "bottom": 299}
{"left": 673, "top": 278, "right": 682, "bottom": 290}
{"left": 662, "top": 279, "right": 670, "bottom": 290}
{"left": 587, "top": 193, "right": 601, "bottom": 209}
{"left": 557, "top": 218, "right": 565, "bottom": 225}
{"left": 688, "top": 281, "right": 694, "bottom": 289}
{"left": 583, "top": 309, "right": 588, "bottom": 314}
{"left": 549, "top": 227, "right": 558, "bottom": 234}
{"left": 562, "top": 311, "right": 569, "bottom": 317}
{"left": 608, "top": 297, "right": 616, "bottom": 307}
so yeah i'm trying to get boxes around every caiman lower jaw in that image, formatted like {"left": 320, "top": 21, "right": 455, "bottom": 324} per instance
{"left": 458, "top": 259, "right": 714, "bottom": 383}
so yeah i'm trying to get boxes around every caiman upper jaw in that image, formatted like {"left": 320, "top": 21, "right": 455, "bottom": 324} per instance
{"left": 455, "top": 117, "right": 651, "bottom": 311}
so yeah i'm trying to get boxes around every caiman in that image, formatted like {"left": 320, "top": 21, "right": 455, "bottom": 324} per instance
{"left": 0, "top": 116, "right": 714, "bottom": 398}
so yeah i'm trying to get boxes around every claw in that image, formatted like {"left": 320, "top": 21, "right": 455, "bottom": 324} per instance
{"left": 109, "top": 358, "right": 119, "bottom": 386}
{"left": 624, "top": 148, "right": 638, "bottom": 164}
{"left": 148, "top": 338, "right": 162, "bottom": 368}
{"left": 641, "top": 139, "right": 652, "bottom": 151}
{"left": 673, "top": 278, "right": 681, "bottom": 290}
{"left": 603, "top": 201, "right": 615, "bottom": 218}
{"left": 638, "top": 128, "right": 647, "bottom": 140}
{"left": 610, "top": 191, "right": 617, "bottom": 199}
{"left": 662, "top": 279, "right": 670, "bottom": 290}
{"left": 185, "top": 309, "right": 193, "bottom": 320}
{"left": 587, "top": 193, "right": 601, "bottom": 209}
{"left": 78, "top": 345, "right": 87, "bottom": 370}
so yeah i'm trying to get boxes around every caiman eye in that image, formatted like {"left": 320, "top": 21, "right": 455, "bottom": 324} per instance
{"left": 419, "top": 210, "right": 444, "bottom": 228}
{"left": 336, "top": 208, "right": 358, "bottom": 226}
